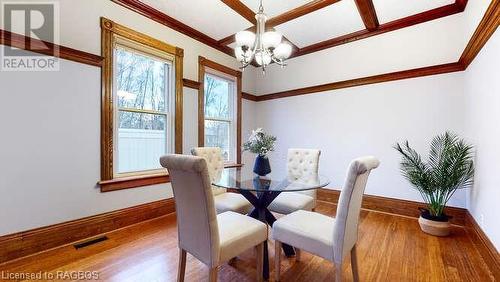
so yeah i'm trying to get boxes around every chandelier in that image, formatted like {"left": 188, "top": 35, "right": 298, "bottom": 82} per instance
{"left": 234, "top": 0, "right": 292, "bottom": 73}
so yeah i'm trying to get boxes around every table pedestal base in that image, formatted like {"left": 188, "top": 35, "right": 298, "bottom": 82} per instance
{"left": 239, "top": 190, "right": 296, "bottom": 280}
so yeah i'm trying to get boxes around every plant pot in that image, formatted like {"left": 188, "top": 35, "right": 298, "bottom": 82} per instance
{"left": 253, "top": 155, "right": 271, "bottom": 176}
{"left": 418, "top": 208, "right": 451, "bottom": 236}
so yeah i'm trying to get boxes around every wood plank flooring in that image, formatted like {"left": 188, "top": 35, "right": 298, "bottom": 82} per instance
{"left": 0, "top": 202, "right": 496, "bottom": 281}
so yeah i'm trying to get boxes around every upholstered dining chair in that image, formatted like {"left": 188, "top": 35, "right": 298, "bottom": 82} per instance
{"left": 160, "top": 154, "right": 267, "bottom": 282}
{"left": 191, "top": 147, "right": 252, "bottom": 214}
{"left": 272, "top": 156, "right": 380, "bottom": 282}
{"left": 269, "top": 148, "right": 321, "bottom": 214}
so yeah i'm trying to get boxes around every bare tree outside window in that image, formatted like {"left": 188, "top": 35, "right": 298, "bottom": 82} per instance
{"left": 204, "top": 74, "right": 235, "bottom": 161}
{"left": 115, "top": 46, "right": 172, "bottom": 173}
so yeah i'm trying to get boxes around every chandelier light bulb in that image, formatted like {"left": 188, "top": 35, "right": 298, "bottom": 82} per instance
{"left": 262, "top": 31, "right": 282, "bottom": 49}
{"left": 235, "top": 31, "right": 256, "bottom": 48}
{"left": 255, "top": 51, "right": 272, "bottom": 66}
{"left": 235, "top": 46, "right": 253, "bottom": 62}
{"left": 273, "top": 43, "right": 292, "bottom": 60}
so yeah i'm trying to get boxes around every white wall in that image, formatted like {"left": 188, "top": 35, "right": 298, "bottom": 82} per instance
{"left": 0, "top": 0, "right": 258, "bottom": 235}
{"left": 255, "top": 73, "right": 467, "bottom": 207}
{"left": 464, "top": 30, "right": 500, "bottom": 250}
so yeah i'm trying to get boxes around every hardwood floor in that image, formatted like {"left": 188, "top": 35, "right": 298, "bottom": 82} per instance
{"left": 0, "top": 202, "right": 496, "bottom": 282}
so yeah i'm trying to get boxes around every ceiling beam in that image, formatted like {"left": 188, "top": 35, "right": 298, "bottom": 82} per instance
{"left": 459, "top": 0, "right": 499, "bottom": 68}
{"left": 267, "top": 0, "right": 341, "bottom": 27}
{"left": 295, "top": 0, "right": 468, "bottom": 57}
{"left": 219, "top": 0, "right": 341, "bottom": 46}
{"left": 220, "top": 0, "right": 257, "bottom": 25}
{"left": 354, "top": 0, "right": 379, "bottom": 31}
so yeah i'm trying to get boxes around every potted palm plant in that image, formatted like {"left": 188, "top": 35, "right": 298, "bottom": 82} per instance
{"left": 394, "top": 132, "right": 474, "bottom": 236}
{"left": 243, "top": 128, "right": 277, "bottom": 176}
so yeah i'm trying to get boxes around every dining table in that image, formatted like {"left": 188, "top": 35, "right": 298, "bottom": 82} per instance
{"left": 213, "top": 167, "right": 330, "bottom": 280}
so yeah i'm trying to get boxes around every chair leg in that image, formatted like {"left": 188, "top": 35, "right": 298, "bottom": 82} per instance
{"left": 295, "top": 248, "right": 301, "bottom": 261}
{"left": 275, "top": 240, "right": 282, "bottom": 281}
{"left": 256, "top": 242, "right": 264, "bottom": 282}
{"left": 335, "top": 262, "right": 342, "bottom": 282}
{"left": 177, "top": 248, "right": 187, "bottom": 282}
{"left": 209, "top": 266, "right": 218, "bottom": 282}
{"left": 351, "top": 245, "right": 359, "bottom": 282}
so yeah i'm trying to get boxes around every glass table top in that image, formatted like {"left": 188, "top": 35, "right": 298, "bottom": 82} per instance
{"left": 213, "top": 168, "right": 330, "bottom": 192}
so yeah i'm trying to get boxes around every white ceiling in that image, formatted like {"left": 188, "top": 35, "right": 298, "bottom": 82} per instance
{"left": 240, "top": 0, "right": 311, "bottom": 18}
{"left": 373, "top": 0, "right": 455, "bottom": 24}
{"left": 138, "top": 0, "right": 460, "bottom": 49}
{"left": 140, "top": 0, "right": 252, "bottom": 40}
{"left": 275, "top": 0, "right": 365, "bottom": 48}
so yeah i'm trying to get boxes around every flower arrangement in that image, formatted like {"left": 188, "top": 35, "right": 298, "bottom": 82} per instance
{"left": 242, "top": 128, "right": 277, "bottom": 157}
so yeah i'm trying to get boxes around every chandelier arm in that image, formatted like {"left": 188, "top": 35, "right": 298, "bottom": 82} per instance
{"left": 270, "top": 55, "right": 287, "bottom": 66}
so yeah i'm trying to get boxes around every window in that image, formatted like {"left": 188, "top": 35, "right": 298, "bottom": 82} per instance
{"left": 115, "top": 44, "right": 173, "bottom": 173}
{"left": 198, "top": 57, "right": 242, "bottom": 164}
{"left": 204, "top": 73, "right": 236, "bottom": 161}
{"left": 100, "top": 18, "right": 184, "bottom": 192}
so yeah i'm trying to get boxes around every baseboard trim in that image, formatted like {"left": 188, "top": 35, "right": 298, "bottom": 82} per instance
{"left": 0, "top": 198, "right": 175, "bottom": 264}
{"left": 317, "top": 188, "right": 467, "bottom": 225}
{"left": 464, "top": 212, "right": 500, "bottom": 280}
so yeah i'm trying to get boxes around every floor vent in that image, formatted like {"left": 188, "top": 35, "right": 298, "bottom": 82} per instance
{"left": 73, "top": 236, "right": 109, "bottom": 249}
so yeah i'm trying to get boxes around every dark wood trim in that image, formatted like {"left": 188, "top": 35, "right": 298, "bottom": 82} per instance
{"left": 269, "top": 0, "right": 341, "bottom": 28}
{"left": 199, "top": 56, "right": 242, "bottom": 77}
{"left": 242, "top": 91, "right": 259, "bottom": 101}
{"left": 198, "top": 56, "right": 243, "bottom": 163}
{"left": 220, "top": 0, "right": 257, "bottom": 24}
{"left": 175, "top": 51, "right": 184, "bottom": 154}
{"left": 354, "top": 0, "right": 379, "bottom": 31}
{"left": 219, "top": 0, "right": 341, "bottom": 46}
{"left": 0, "top": 29, "right": 103, "bottom": 67}
{"left": 100, "top": 17, "right": 184, "bottom": 183}
{"left": 255, "top": 62, "right": 465, "bottom": 101}
{"left": 182, "top": 78, "right": 201, "bottom": 90}
{"left": 183, "top": 77, "right": 258, "bottom": 102}
{"left": 317, "top": 188, "right": 467, "bottom": 226}
{"left": 0, "top": 199, "right": 175, "bottom": 264}
{"left": 295, "top": 0, "right": 468, "bottom": 57}
{"left": 110, "top": 0, "right": 234, "bottom": 57}
{"left": 99, "top": 172, "right": 170, "bottom": 192}
{"left": 464, "top": 212, "right": 500, "bottom": 279}
{"left": 198, "top": 57, "right": 206, "bottom": 147}
{"left": 459, "top": 0, "right": 500, "bottom": 68}
{"left": 236, "top": 71, "right": 243, "bottom": 164}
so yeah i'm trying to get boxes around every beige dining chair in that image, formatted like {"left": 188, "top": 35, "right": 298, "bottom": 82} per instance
{"left": 191, "top": 147, "right": 252, "bottom": 214}
{"left": 269, "top": 148, "right": 321, "bottom": 214}
{"left": 272, "top": 156, "right": 380, "bottom": 282}
{"left": 160, "top": 154, "right": 267, "bottom": 282}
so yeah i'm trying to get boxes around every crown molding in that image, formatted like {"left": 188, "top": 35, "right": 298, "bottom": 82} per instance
{"left": 0, "top": 29, "right": 103, "bottom": 67}
{"left": 255, "top": 62, "right": 465, "bottom": 101}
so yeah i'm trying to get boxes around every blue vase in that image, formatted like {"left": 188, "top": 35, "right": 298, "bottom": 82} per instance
{"left": 253, "top": 155, "right": 271, "bottom": 176}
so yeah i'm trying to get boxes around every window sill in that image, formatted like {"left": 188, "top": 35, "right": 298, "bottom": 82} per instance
{"left": 98, "top": 163, "right": 244, "bottom": 192}
{"left": 99, "top": 172, "right": 170, "bottom": 192}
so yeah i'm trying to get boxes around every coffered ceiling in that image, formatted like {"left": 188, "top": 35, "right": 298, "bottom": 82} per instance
{"left": 117, "top": 0, "right": 468, "bottom": 59}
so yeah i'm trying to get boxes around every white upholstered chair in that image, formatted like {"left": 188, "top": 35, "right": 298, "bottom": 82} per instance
{"left": 272, "top": 156, "right": 380, "bottom": 282}
{"left": 191, "top": 147, "right": 252, "bottom": 215}
{"left": 160, "top": 154, "right": 267, "bottom": 282}
{"left": 268, "top": 148, "right": 321, "bottom": 214}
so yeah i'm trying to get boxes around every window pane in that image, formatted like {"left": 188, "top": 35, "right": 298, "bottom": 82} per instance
{"left": 118, "top": 111, "right": 166, "bottom": 173}
{"left": 115, "top": 46, "right": 168, "bottom": 112}
{"left": 205, "top": 120, "right": 230, "bottom": 161}
{"left": 204, "top": 75, "right": 230, "bottom": 119}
